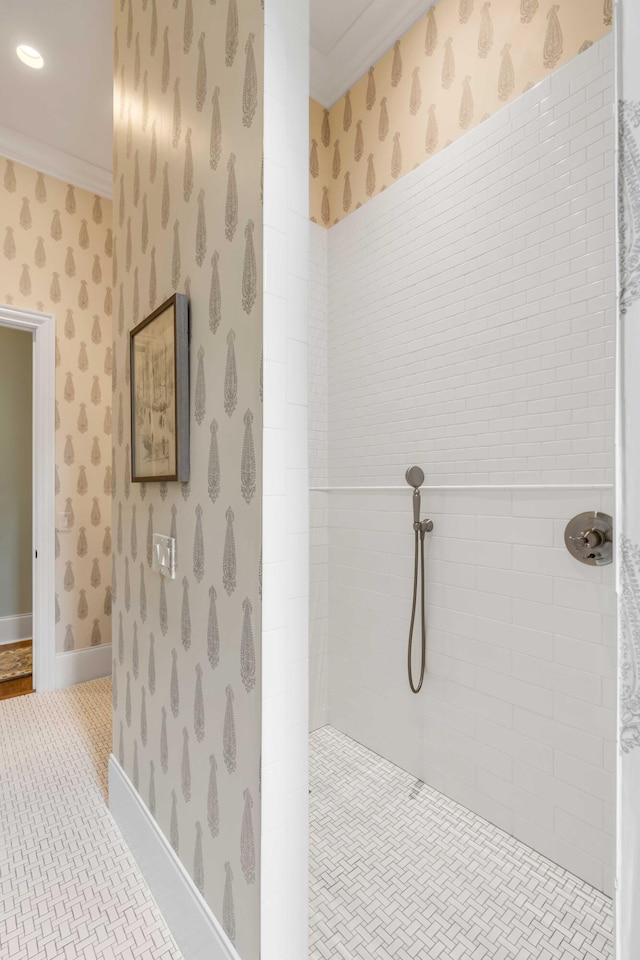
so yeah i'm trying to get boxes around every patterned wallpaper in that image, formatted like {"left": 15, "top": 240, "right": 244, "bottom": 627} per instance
{"left": 112, "top": 2, "right": 263, "bottom": 959}
{"left": 0, "top": 157, "right": 113, "bottom": 652}
{"left": 310, "top": 0, "right": 613, "bottom": 225}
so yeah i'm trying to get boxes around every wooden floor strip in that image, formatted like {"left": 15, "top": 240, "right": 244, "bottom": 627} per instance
{"left": 0, "top": 639, "right": 32, "bottom": 653}
{"left": 0, "top": 675, "right": 33, "bottom": 700}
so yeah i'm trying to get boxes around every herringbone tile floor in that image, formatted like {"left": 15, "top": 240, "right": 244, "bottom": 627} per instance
{"left": 0, "top": 679, "right": 183, "bottom": 960}
{"left": 0, "top": 684, "right": 615, "bottom": 959}
{"left": 309, "top": 726, "right": 614, "bottom": 960}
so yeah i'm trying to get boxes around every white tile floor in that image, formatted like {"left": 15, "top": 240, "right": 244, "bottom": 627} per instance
{"left": 0, "top": 680, "right": 183, "bottom": 960}
{"left": 0, "top": 684, "right": 616, "bottom": 960}
{"left": 309, "top": 726, "right": 614, "bottom": 960}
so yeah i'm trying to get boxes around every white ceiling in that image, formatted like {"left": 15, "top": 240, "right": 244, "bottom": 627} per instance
{"left": 310, "top": 0, "right": 435, "bottom": 107}
{"left": 0, "top": 0, "right": 432, "bottom": 194}
{"left": 0, "top": 0, "right": 112, "bottom": 195}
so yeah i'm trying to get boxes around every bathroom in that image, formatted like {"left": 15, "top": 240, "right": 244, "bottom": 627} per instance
{"left": 2, "top": 0, "right": 639, "bottom": 957}
{"left": 306, "top": 1, "right": 616, "bottom": 955}
{"left": 95, "top": 0, "right": 640, "bottom": 956}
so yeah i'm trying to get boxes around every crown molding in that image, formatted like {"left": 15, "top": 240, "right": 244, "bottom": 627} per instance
{"left": 310, "top": 0, "right": 434, "bottom": 107}
{"left": 0, "top": 122, "right": 112, "bottom": 199}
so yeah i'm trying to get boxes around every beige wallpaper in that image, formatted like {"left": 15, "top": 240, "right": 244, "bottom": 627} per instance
{"left": 1, "top": 157, "right": 113, "bottom": 651}
{"left": 310, "top": 0, "right": 612, "bottom": 225}
{"left": 112, "top": 2, "right": 263, "bottom": 958}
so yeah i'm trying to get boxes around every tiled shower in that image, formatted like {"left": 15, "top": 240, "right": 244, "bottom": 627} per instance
{"left": 308, "top": 31, "right": 615, "bottom": 958}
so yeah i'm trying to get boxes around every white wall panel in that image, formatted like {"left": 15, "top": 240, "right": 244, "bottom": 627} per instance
{"left": 261, "top": 0, "right": 310, "bottom": 956}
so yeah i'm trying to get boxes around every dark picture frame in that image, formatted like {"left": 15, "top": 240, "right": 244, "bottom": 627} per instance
{"left": 130, "top": 293, "right": 190, "bottom": 483}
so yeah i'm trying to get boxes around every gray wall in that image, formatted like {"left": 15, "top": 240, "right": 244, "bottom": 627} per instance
{"left": 0, "top": 325, "right": 32, "bottom": 618}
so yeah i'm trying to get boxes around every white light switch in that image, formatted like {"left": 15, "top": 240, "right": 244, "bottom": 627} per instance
{"left": 56, "top": 513, "right": 72, "bottom": 533}
{"left": 152, "top": 533, "right": 176, "bottom": 579}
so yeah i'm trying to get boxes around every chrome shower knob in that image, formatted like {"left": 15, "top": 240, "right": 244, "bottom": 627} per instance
{"left": 564, "top": 511, "right": 613, "bottom": 566}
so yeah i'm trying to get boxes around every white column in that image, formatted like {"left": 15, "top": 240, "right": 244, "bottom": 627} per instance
{"left": 261, "top": 0, "right": 310, "bottom": 956}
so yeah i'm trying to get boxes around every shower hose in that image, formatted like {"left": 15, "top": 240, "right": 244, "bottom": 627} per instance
{"left": 407, "top": 524, "right": 427, "bottom": 694}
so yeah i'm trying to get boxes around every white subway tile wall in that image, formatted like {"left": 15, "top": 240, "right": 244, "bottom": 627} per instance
{"left": 327, "top": 487, "right": 615, "bottom": 893}
{"left": 309, "top": 36, "right": 616, "bottom": 894}
{"left": 327, "top": 36, "right": 615, "bottom": 489}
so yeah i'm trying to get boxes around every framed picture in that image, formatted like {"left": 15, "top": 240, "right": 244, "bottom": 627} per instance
{"left": 130, "top": 293, "right": 190, "bottom": 482}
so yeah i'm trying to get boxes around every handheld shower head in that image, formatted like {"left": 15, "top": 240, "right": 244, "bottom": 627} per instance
{"left": 405, "top": 466, "right": 424, "bottom": 527}
{"left": 405, "top": 465, "right": 425, "bottom": 490}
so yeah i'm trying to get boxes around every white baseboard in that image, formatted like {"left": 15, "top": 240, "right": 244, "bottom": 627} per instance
{"left": 55, "top": 643, "right": 112, "bottom": 688}
{"left": 0, "top": 613, "right": 32, "bottom": 645}
{"left": 109, "top": 756, "right": 240, "bottom": 960}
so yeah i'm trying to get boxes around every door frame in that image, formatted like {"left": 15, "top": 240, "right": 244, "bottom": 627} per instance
{"left": 0, "top": 305, "right": 55, "bottom": 692}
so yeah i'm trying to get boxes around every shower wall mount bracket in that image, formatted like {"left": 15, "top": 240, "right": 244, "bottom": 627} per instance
{"left": 564, "top": 511, "right": 613, "bottom": 566}
{"left": 417, "top": 518, "right": 434, "bottom": 536}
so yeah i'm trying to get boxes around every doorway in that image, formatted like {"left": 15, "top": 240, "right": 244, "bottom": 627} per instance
{"left": 0, "top": 305, "right": 55, "bottom": 695}
{"left": 0, "top": 324, "right": 33, "bottom": 697}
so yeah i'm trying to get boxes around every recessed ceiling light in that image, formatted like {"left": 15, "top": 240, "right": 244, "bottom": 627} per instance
{"left": 16, "top": 45, "right": 44, "bottom": 69}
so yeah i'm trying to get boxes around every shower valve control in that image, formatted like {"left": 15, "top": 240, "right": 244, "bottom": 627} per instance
{"left": 564, "top": 511, "right": 613, "bottom": 566}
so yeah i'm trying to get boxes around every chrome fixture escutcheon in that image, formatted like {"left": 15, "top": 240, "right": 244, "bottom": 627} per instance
{"left": 564, "top": 511, "right": 613, "bottom": 566}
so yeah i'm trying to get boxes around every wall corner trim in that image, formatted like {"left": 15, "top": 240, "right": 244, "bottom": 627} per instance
{"left": 108, "top": 756, "right": 241, "bottom": 960}
{"left": 0, "top": 123, "right": 112, "bottom": 199}
{"left": 55, "top": 643, "right": 112, "bottom": 688}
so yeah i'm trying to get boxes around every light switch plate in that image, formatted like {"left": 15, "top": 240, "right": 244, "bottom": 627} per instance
{"left": 56, "top": 513, "right": 72, "bottom": 533}
{"left": 152, "top": 533, "right": 176, "bottom": 579}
